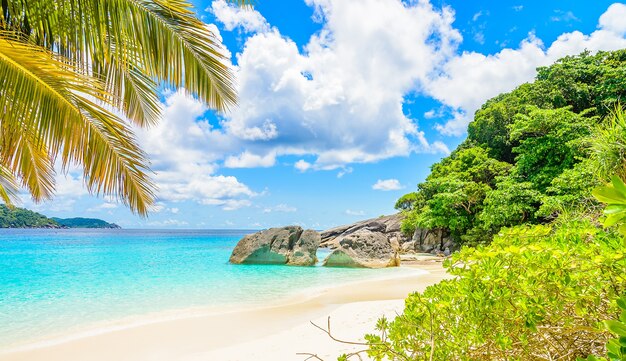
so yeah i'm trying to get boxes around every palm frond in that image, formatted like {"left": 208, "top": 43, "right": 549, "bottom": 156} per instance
{"left": 2, "top": 0, "right": 237, "bottom": 120}
{"left": 106, "top": 0, "right": 237, "bottom": 112}
{"left": 0, "top": 32, "right": 156, "bottom": 215}
{"left": 0, "top": 164, "right": 20, "bottom": 206}
{"left": 0, "top": 0, "right": 245, "bottom": 215}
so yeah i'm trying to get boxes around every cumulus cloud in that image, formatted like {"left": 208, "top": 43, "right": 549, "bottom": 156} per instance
{"left": 345, "top": 209, "right": 366, "bottom": 216}
{"left": 599, "top": 3, "right": 626, "bottom": 35}
{"left": 372, "top": 179, "right": 404, "bottom": 191}
{"left": 135, "top": 90, "right": 257, "bottom": 210}
{"left": 209, "top": 0, "right": 270, "bottom": 33}
{"left": 209, "top": 0, "right": 626, "bottom": 164}
{"left": 225, "top": 151, "right": 276, "bottom": 168}
{"left": 294, "top": 160, "right": 313, "bottom": 172}
{"left": 213, "top": 0, "right": 460, "bottom": 169}
{"left": 428, "top": 7, "right": 626, "bottom": 135}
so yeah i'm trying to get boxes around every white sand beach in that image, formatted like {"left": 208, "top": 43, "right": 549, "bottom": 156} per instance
{"left": 0, "top": 262, "right": 449, "bottom": 361}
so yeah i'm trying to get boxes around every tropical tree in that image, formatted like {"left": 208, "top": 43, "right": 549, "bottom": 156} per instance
{"left": 0, "top": 0, "right": 248, "bottom": 215}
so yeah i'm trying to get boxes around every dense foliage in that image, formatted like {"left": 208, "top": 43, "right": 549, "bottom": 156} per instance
{"left": 366, "top": 222, "right": 625, "bottom": 360}
{"left": 356, "top": 50, "right": 626, "bottom": 361}
{"left": 397, "top": 50, "right": 626, "bottom": 245}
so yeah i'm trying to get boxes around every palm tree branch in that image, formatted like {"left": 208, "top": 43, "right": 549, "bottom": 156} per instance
{"left": 0, "top": 32, "right": 155, "bottom": 215}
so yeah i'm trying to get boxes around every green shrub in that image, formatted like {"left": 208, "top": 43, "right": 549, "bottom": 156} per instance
{"left": 364, "top": 221, "right": 626, "bottom": 360}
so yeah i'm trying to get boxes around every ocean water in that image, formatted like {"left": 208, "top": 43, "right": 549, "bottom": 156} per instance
{"left": 0, "top": 229, "right": 415, "bottom": 349}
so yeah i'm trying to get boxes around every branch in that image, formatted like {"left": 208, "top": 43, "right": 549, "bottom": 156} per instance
{"left": 309, "top": 317, "right": 371, "bottom": 346}
{"left": 296, "top": 353, "right": 325, "bottom": 361}
{"left": 304, "top": 317, "right": 411, "bottom": 361}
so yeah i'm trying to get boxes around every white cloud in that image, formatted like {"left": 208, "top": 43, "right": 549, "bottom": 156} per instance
{"left": 372, "top": 179, "right": 404, "bottom": 191}
{"left": 146, "top": 219, "right": 189, "bottom": 227}
{"left": 210, "top": 0, "right": 270, "bottom": 33}
{"left": 262, "top": 204, "right": 297, "bottom": 213}
{"left": 599, "top": 3, "right": 626, "bottom": 35}
{"left": 345, "top": 209, "right": 365, "bottom": 216}
{"left": 224, "top": 151, "right": 276, "bottom": 168}
{"left": 294, "top": 160, "right": 312, "bottom": 172}
{"left": 473, "top": 32, "right": 485, "bottom": 44}
{"left": 87, "top": 202, "right": 118, "bottom": 212}
{"left": 337, "top": 167, "right": 353, "bottom": 178}
{"left": 551, "top": 10, "right": 579, "bottom": 23}
{"left": 135, "top": 90, "right": 257, "bottom": 210}
{"left": 219, "top": 0, "right": 459, "bottom": 169}
{"left": 428, "top": 6, "right": 626, "bottom": 136}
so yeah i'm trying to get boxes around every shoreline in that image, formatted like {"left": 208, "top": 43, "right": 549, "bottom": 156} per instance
{"left": 0, "top": 261, "right": 449, "bottom": 361}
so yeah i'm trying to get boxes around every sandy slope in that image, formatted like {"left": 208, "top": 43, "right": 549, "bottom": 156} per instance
{"left": 0, "top": 262, "right": 449, "bottom": 361}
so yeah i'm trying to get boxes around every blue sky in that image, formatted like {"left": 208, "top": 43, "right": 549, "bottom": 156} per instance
{"left": 25, "top": 0, "right": 626, "bottom": 229}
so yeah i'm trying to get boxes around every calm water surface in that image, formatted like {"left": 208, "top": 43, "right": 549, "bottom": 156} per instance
{"left": 0, "top": 229, "right": 413, "bottom": 348}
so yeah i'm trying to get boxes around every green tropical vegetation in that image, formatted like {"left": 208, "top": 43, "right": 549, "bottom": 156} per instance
{"left": 0, "top": 0, "right": 248, "bottom": 215}
{"left": 356, "top": 50, "right": 626, "bottom": 360}
{"left": 52, "top": 217, "right": 120, "bottom": 229}
{"left": 397, "top": 50, "right": 626, "bottom": 245}
{"left": 0, "top": 205, "right": 118, "bottom": 228}
{"left": 0, "top": 204, "right": 58, "bottom": 228}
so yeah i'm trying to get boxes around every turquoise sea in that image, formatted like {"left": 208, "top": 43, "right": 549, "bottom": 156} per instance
{"left": 0, "top": 229, "right": 415, "bottom": 349}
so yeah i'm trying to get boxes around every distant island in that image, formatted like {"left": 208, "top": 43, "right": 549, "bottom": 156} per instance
{"left": 0, "top": 205, "right": 120, "bottom": 229}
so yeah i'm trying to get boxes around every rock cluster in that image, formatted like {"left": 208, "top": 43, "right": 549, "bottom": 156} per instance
{"left": 320, "top": 213, "right": 406, "bottom": 251}
{"left": 229, "top": 226, "right": 320, "bottom": 266}
{"left": 400, "top": 228, "right": 456, "bottom": 256}
{"left": 319, "top": 214, "right": 406, "bottom": 268}
{"left": 323, "top": 229, "right": 400, "bottom": 268}
{"left": 229, "top": 214, "right": 457, "bottom": 269}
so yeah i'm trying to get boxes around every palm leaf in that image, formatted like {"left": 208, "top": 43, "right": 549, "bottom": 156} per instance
{"left": 0, "top": 164, "right": 20, "bottom": 205}
{"left": 0, "top": 0, "right": 247, "bottom": 214}
{"left": 0, "top": 32, "right": 156, "bottom": 215}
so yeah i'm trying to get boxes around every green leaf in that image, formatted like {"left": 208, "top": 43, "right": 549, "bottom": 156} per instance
{"left": 605, "top": 320, "right": 626, "bottom": 336}
{"left": 604, "top": 213, "right": 626, "bottom": 227}
{"left": 611, "top": 176, "right": 626, "bottom": 198}
{"left": 604, "top": 205, "right": 626, "bottom": 214}
{"left": 594, "top": 185, "right": 626, "bottom": 205}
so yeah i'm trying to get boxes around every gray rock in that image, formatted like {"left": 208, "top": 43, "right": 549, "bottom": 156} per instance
{"left": 288, "top": 229, "right": 321, "bottom": 266}
{"left": 389, "top": 236, "right": 400, "bottom": 251}
{"left": 323, "top": 230, "right": 399, "bottom": 268}
{"left": 443, "top": 247, "right": 451, "bottom": 256}
{"left": 401, "top": 240, "right": 416, "bottom": 252}
{"left": 229, "top": 226, "right": 320, "bottom": 266}
{"left": 320, "top": 213, "right": 406, "bottom": 249}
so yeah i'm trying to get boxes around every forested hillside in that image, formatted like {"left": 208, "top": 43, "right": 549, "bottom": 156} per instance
{"left": 397, "top": 50, "right": 626, "bottom": 245}
{"left": 0, "top": 205, "right": 59, "bottom": 228}
{"left": 0, "top": 205, "right": 119, "bottom": 229}
{"left": 52, "top": 218, "right": 120, "bottom": 229}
